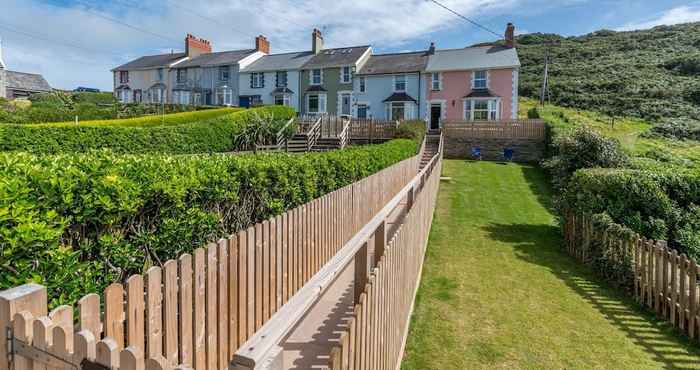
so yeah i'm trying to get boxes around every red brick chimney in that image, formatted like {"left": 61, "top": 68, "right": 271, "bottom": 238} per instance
{"left": 505, "top": 23, "right": 516, "bottom": 48}
{"left": 185, "top": 34, "right": 212, "bottom": 57}
{"left": 255, "top": 35, "right": 270, "bottom": 54}
{"left": 312, "top": 28, "right": 324, "bottom": 54}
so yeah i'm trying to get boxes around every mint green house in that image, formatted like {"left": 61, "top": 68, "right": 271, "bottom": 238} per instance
{"left": 299, "top": 29, "right": 371, "bottom": 116}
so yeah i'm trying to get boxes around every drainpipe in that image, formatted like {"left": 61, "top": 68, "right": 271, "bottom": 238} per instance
{"left": 417, "top": 71, "right": 421, "bottom": 121}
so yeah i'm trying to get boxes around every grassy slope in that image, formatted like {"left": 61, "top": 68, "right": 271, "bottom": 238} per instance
{"left": 402, "top": 161, "right": 700, "bottom": 369}
{"left": 520, "top": 97, "right": 700, "bottom": 164}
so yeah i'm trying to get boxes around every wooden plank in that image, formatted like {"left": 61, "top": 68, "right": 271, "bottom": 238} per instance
{"left": 269, "top": 218, "right": 278, "bottom": 314}
{"left": 163, "top": 260, "right": 179, "bottom": 367}
{"left": 96, "top": 338, "right": 119, "bottom": 369}
{"left": 120, "top": 347, "right": 144, "bottom": 370}
{"left": 48, "top": 305, "right": 73, "bottom": 352}
{"left": 125, "top": 275, "right": 145, "bottom": 351}
{"left": 78, "top": 293, "right": 102, "bottom": 340}
{"left": 145, "top": 266, "right": 163, "bottom": 360}
{"left": 680, "top": 255, "right": 688, "bottom": 331}
{"left": 275, "top": 215, "right": 283, "bottom": 311}
{"left": 104, "top": 283, "right": 125, "bottom": 349}
{"left": 13, "top": 311, "right": 34, "bottom": 370}
{"left": 228, "top": 237, "right": 239, "bottom": 356}
{"left": 689, "top": 260, "right": 698, "bottom": 339}
{"left": 179, "top": 254, "right": 194, "bottom": 367}
{"left": 247, "top": 226, "right": 256, "bottom": 337}
{"left": 74, "top": 330, "right": 97, "bottom": 365}
{"left": 281, "top": 212, "right": 289, "bottom": 304}
{"left": 262, "top": 220, "right": 270, "bottom": 323}
{"left": 237, "top": 230, "right": 249, "bottom": 344}
{"left": 217, "top": 239, "right": 229, "bottom": 370}
{"left": 671, "top": 250, "right": 679, "bottom": 326}
{"left": 205, "top": 243, "right": 219, "bottom": 370}
{"left": 193, "top": 248, "right": 206, "bottom": 370}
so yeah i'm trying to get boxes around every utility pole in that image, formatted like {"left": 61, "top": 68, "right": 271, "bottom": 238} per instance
{"left": 540, "top": 49, "right": 550, "bottom": 107}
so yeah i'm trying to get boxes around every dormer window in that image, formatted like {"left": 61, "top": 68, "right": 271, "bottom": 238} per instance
{"left": 473, "top": 70, "right": 488, "bottom": 89}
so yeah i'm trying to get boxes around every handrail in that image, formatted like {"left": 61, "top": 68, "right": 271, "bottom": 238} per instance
{"left": 275, "top": 117, "right": 295, "bottom": 149}
{"left": 338, "top": 119, "right": 351, "bottom": 149}
{"left": 231, "top": 136, "right": 441, "bottom": 369}
{"left": 307, "top": 115, "right": 322, "bottom": 151}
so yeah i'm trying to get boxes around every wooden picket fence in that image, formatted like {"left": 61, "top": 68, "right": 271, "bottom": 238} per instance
{"left": 327, "top": 136, "right": 442, "bottom": 369}
{"left": 443, "top": 119, "right": 546, "bottom": 139}
{"left": 0, "top": 149, "right": 424, "bottom": 370}
{"left": 564, "top": 211, "right": 700, "bottom": 342}
{"left": 348, "top": 119, "right": 399, "bottom": 142}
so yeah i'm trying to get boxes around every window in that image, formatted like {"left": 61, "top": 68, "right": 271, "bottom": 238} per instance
{"left": 251, "top": 73, "right": 264, "bottom": 88}
{"left": 389, "top": 102, "right": 405, "bottom": 121}
{"left": 394, "top": 75, "right": 406, "bottom": 92}
{"left": 341, "top": 66, "right": 352, "bottom": 83}
{"left": 357, "top": 104, "right": 368, "bottom": 119}
{"left": 274, "top": 94, "right": 290, "bottom": 106}
{"left": 150, "top": 88, "right": 164, "bottom": 104}
{"left": 118, "top": 89, "right": 129, "bottom": 103}
{"left": 157, "top": 69, "right": 164, "bottom": 81}
{"left": 307, "top": 93, "right": 326, "bottom": 114}
{"left": 473, "top": 70, "right": 488, "bottom": 89}
{"left": 193, "top": 93, "right": 202, "bottom": 106}
{"left": 464, "top": 99, "right": 499, "bottom": 121}
{"left": 216, "top": 88, "right": 233, "bottom": 105}
{"left": 219, "top": 66, "right": 229, "bottom": 81}
{"left": 431, "top": 73, "right": 440, "bottom": 91}
{"left": 276, "top": 71, "right": 288, "bottom": 87}
{"left": 119, "top": 71, "right": 129, "bottom": 84}
{"left": 340, "top": 93, "right": 351, "bottom": 115}
{"left": 359, "top": 77, "right": 366, "bottom": 93}
{"left": 311, "top": 69, "right": 322, "bottom": 85}
{"left": 173, "top": 91, "right": 191, "bottom": 105}
{"left": 177, "top": 69, "right": 187, "bottom": 83}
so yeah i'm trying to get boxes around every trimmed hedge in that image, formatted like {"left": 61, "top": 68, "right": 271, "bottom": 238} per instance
{"left": 29, "top": 107, "right": 239, "bottom": 128}
{"left": 0, "top": 106, "right": 295, "bottom": 154}
{"left": 0, "top": 138, "right": 419, "bottom": 307}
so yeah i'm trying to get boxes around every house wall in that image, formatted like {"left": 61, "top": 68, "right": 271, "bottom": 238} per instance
{"left": 352, "top": 73, "right": 421, "bottom": 120}
{"left": 238, "top": 70, "right": 302, "bottom": 111}
{"left": 0, "top": 69, "right": 6, "bottom": 99}
{"left": 114, "top": 68, "right": 167, "bottom": 103}
{"left": 299, "top": 67, "right": 353, "bottom": 115}
{"left": 424, "top": 68, "right": 517, "bottom": 122}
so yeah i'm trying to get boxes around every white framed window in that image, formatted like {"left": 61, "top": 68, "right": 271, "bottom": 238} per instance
{"left": 307, "top": 93, "right": 326, "bottom": 114}
{"left": 251, "top": 73, "right": 264, "bottom": 88}
{"left": 276, "top": 71, "right": 288, "bottom": 87}
{"left": 176, "top": 69, "right": 187, "bottom": 83}
{"left": 388, "top": 102, "right": 405, "bottom": 121}
{"left": 219, "top": 66, "right": 230, "bottom": 81}
{"left": 119, "top": 71, "right": 129, "bottom": 84}
{"left": 431, "top": 72, "right": 441, "bottom": 91}
{"left": 473, "top": 70, "right": 488, "bottom": 89}
{"left": 359, "top": 77, "right": 366, "bottom": 93}
{"left": 357, "top": 104, "right": 368, "bottom": 118}
{"left": 151, "top": 88, "right": 163, "bottom": 103}
{"left": 311, "top": 69, "right": 323, "bottom": 85}
{"left": 118, "top": 89, "right": 129, "bottom": 103}
{"left": 216, "top": 88, "right": 233, "bottom": 105}
{"left": 157, "top": 68, "right": 164, "bottom": 81}
{"left": 464, "top": 99, "right": 499, "bottom": 121}
{"left": 274, "top": 94, "right": 290, "bottom": 106}
{"left": 340, "top": 66, "right": 352, "bottom": 83}
{"left": 173, "top": 90, "right": 191, "bottom": 105}
{"left": 394, "top": 75, "right": 406, "bottom": 92}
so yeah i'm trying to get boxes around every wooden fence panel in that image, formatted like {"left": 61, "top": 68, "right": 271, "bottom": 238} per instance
{"left": 443, "top": 119, "right": 546, "bottom": 139}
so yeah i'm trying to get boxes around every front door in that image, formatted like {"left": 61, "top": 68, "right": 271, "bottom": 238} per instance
{"left": 239, "top": 96, "right": 250, "bottom": 108}
{"left": 341, "top": 93, "right": 351, "bottom": 116}
{"left": 430, "top": 104, "right": 441, "bottom": 129}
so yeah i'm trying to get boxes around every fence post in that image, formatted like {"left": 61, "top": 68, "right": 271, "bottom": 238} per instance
{"left": 374, "top": 221, "right": 387, "bottom": 268}
{"left": 354, "top": 242, "right": 369, "bottom": 303}
{"left": 0, "top": 284, "right": 48, "bottom": 370}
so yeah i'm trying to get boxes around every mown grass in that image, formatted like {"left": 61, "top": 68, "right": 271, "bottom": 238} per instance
{"left": 519, "top": 97, "right": 700, "bottom": 163}
{"left": 402, "top": 160, "right": 700, "bottom": 369}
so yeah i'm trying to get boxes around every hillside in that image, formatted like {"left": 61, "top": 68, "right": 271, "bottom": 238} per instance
{"left": 516, "top": 22, "right": 700, "bottom": 140}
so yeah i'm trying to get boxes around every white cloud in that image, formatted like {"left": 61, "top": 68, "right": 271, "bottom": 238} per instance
{"left": 0, "top": 0, "right": 520, "bottom": 90}
{"left": 617, "top": 5, "right": 700, "bottom": 31}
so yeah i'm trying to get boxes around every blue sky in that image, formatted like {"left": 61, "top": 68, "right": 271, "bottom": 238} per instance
{"left": 2, "top": 0, "right": 699, "bottom": 90}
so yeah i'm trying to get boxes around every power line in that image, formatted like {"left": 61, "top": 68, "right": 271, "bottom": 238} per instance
{"left": 427, "top": 0, "right": 502, "bottom": 39}
{"left": 162, "top": 0, "right": 258, "bottom": 39}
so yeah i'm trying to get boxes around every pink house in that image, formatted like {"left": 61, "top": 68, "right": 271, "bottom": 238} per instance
{"left": 423, "top": 25, "right": 520, "bottom": 129}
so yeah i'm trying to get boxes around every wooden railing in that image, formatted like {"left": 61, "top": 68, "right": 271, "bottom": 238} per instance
{"left": 338, "top": 120, "right": 351, "bottom": 149}
{"left": 326, "top": 136, "right": 442, "bottom": 370}
{"left": 307, "top": 117, "right": 322, "bottom": 151}
{"left": 443, "top": 119, "right": 546, "bottom": 139}
{"left": 349, "top": 119, "right": 399, "bottom": 142}
{"left": 564, "top": 211, "right": 700, "bottom": 343}
{"left": 255, "top": 117, "right": 295, "bottom": 152}
{"left": 0, "top": 149, "right": 423, "bottom": 370}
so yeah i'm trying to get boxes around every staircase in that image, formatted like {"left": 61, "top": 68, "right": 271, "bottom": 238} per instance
{"left": 420, "top": 134, "right": 441, "bottom": 169}
{"left": 311, "top": 137, "right": 342, "bottom": 151}
{"left": 286, "top": 133, "right": 311, "bottom": 153}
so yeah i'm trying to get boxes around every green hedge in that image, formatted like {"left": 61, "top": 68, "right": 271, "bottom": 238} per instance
{"left": 0, "top": 106, "right": 295, "bottom": 154}
{"left": 29, "top": 107, "right": 239, "bottom": 127}
{"left": 0, "top": 138, "right": 419, "bottom": 307}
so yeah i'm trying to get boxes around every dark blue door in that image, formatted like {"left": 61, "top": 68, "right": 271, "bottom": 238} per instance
{"left": 239, "top": 96, "right": 250, "bottom": 108}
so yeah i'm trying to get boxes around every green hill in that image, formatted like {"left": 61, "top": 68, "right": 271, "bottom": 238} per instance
{"left": 516, "top": 22, "right": 700, "bottom": 140}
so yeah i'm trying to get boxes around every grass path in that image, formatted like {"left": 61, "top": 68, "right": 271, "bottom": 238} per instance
{"left": 402, "top": 160, "right": 700, "bottom": 369}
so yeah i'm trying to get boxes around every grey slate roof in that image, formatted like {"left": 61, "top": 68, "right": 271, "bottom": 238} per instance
{"left": 5, "top": 70, "right": 51, "bottom": 92}
{"left": 357, "top": 51, "right": 428, "bottom": 75}
{"left": 112, "top": 52, "right": 186, "bottom": 71}
{"left": 425, "top": 46, "right": 520, "bottom": 72}
{"left": 241, "top": 51, "right": 315, "bottom": 72}
{"left": 301, "top": 46, "right": 371, "bottom": 69}
{"left": 383, "top": 92, "right": 418, "bottom": 103}
{"left": 175, "top": 49, "right": 256, "bottom": 68}
{"left": 464, "top": 89, "right": 500, "bottom": 98}
{"left": 306, "top": 85, "right": 327, "bottom": 92}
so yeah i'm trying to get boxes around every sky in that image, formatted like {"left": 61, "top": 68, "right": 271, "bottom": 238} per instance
{"left": 1, "top": 0, "right": 699, "bottom": 91}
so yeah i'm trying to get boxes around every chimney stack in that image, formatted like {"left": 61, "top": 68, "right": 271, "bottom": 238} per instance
{"left": 427, "top": 42, "right": 436, "bottom": 55}
{"left": 185, "top": 34, "right": 212, "bottom": 57}
{"left": 255, "top": 35, "right": 270, "bottom": 54}
{"left": 312, "top": 28, "right": 324, "bottom": 54}
{"left": 505, "top": 23, "right": 515, "bottom": 48}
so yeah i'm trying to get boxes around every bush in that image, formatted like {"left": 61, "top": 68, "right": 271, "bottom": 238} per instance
{"left": 527, "top": 107, "right": 540, "bottom": 119}
{"left": 33, "top": 107, "right": 239, "bottom": 128}
{"left": 0, "top": 106, "right": 295, "bottom": 154}
{"left": 395, "top": 120, "right": 426, "bottom": 143}
{"left": 0, "top": 138, "right": 419, "bottom": 307}
{"left": 646, "top": 118, "right": 700, "bottom": 141}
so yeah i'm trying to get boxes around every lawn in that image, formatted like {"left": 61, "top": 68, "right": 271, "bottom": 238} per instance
{"left": 402, "top": 160, "right": 700, "bottom": 369}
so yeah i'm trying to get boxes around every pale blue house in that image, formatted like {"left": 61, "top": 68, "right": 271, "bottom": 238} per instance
{"left": 352, "top": 50, "right": 429, "bottom": 120}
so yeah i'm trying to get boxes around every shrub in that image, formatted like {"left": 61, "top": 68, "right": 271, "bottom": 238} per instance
{"left": 527, "top": 107, "right": 540, "bottom": 119}
{"left": 588, "top": 213, "right": 637, "bottom": 290}
{"left": 0, "top": 106, "right": 295, "bottom": 154}
{"left": 0, "top": 138, "right": 419, "bottom": 307}
{"left": 646, "top": 118, "right": 700, "bottom": 141}
{"left": 32, "top": 107, "right": 239, "bottom": 127}
{"left": 395, "top": 120, "right": 426, "bottom": 143}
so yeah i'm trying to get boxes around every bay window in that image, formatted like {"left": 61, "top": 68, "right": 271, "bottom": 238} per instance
{"left": 274, "top": 94, "right": 290, "bottom": 106}
{"left": 216, "top": 88, "right": 233, "bottom": 106}
{"left": 307, "top": 93, "right": 326, "bottom": 114}
{"left": 463, "top": 99, "right": 499, "bottom": 121}
{"left": 388, "top": 102, "right": 405, "bottom": 121}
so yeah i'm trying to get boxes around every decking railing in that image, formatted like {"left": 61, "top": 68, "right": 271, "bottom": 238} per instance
{"left": 0, "top": 142, "right": 426, "bottom": 370}
{"left": 443, "top": 119, "right": 546, "bottom": 139}
{"left": 564, "top": 211, "right": 700, "bottom": 343}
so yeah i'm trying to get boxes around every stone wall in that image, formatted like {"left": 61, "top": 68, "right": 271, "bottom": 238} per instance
{"left": 443, "top": 136, "right": 545, "bottom": 163}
